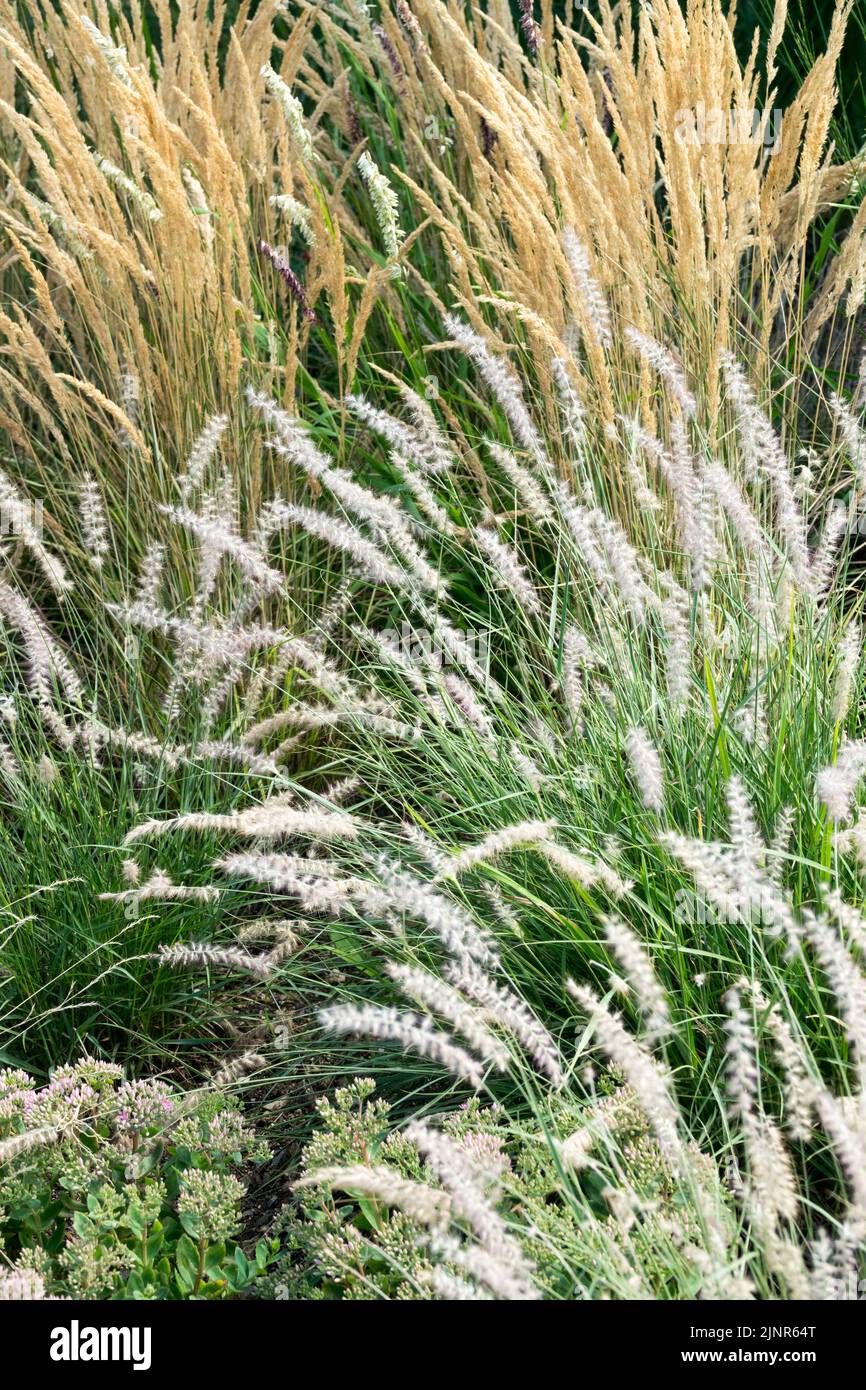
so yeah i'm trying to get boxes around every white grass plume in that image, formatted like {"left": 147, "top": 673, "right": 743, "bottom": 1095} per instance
{"left": 561, "top": 230, "right": 612, "bottom": 349}
{"left": 439, "top": 821, "right": 556, "bottom": 877}
{"left": 444, "top": 315, "right": 546, "bottom": 464}
{"left": 156, "top": 942, "right": 274, "bottom": 978}
{"left": 124, "top": 804, "right": 356, "bottom": 846}
{"left": 319, "top": 1002, "right": 486, "bottom": 1088}
{"left": 474, "top": 525, "right": 543, "bottom": 617}
{"left": 602, "top": 915, "right": 670, "bottom": 1041}
{"left": 386, "top": 962, "right": 510, "bottom": 1070}
{"left": 446, "top": 957, "right": 563, "bottom": 1086}
{"left": 625, "top": 726, "right": 665, "bottom": 813}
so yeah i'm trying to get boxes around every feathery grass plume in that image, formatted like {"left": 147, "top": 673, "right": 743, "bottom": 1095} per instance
{"left": 441, "top": 673, "right": 495, "bottom": 741}
{"left": 723, "top": 985, "right": 760, "bottom": 1122}
{"left": 609, "top": 418, "right": 664, "bottom": 514}
{"left": 538, "top": 838, "right": 630, "bottom": 899}
{"left": 661, "top": 820, "right": 802, "bottom": 949}
{"left": 247, "top": 389, "right": 331, "bottom": 477}
{"left": 401, "top": 821, "right": 448, "bottom": 875}
{"left": 824, "top": 888, "right": 866, "bottom": 957}
{"left": 811, "top": 1091, "right": 866, "bottom": 1225}
{"left": 216, "top": 853, "right": 359, "bottom": 912}
{"left": 833, "top": 623, "right": 861, "bottom": 725}
{"left": 0, "top": 1125, "right": 65, "bottom": 1166}
{"left": 591, "top": 509, "right": 652, "bottom": 623}
{"left": 121, "top": 859, "right": 141, "bottom": 886}
{"left": 243, "top": 705, "right": 419, "bottom": 749}
{"left": 124, "top": 804, "right": 356, "bottom": 846}
{"left": 567, "top": 982, "right": 681, "bottom": 1159}
{"left": 406, "top": 1121, "right": 540, "bottom": 1299}
{"left": 345, "top": 394, "right": 451, "bottom": 475}
{"left": 702, "top": 458, "right": 771, "bottom": 563}
{"left": 486, "top": 440, "right": 553, "bottom": 523}
{"left": 816, "top": 741, "right": 866, "bottom": 822}
{"left": 376, "top": 863, "right": 500, "bottom": 967}
{"left": 155, "top": 943, "right": 274, "bottom": 979}
{"left": 440, "top": 821, "right": 556, "bottom": 878}
{"left": 560, "top": 625, "right": 599, "bottom": 725}
{"left": 655, "top": 579, "right": 692, "bottom": 715}
{"left": 79, "top": 14, "right": 132, "bottom": 86}
{"left": 602, "top": 916, "right": 670, "bottom": 1042}
{"left": 76, "top": 472, "right": 109, "bottom": 569}
{"left": 445, "top": 957, "right": 563, "bottom": 1086}
{"left": 473, "top": 525, "right": 542, "bottom": 618}
{"left": 810, "top": 501, "right": 850, "bottom": 602}
{"left": 357, "top": 151, "right": 403, "bottom": 267}
{"left": 625, "top": 329, "right": 696, "bottom": 418}
{"left": 443, "top": 315, "right": 546, "bottom": 464}
{"left": 0, "top": 471, "right": 70, "bottom": 596}
{"left": 724, "top": 986, "right": 808, "bottom": 1295}
{"left": 210, "top": 1051, "right": 268, "bottom": 1089}
{"left": 133, "top": 543, "right": 165, "bottom": 609}
{"left": 414, "top": 599, "right": 492, "bottom": 691}
{"left": 768, "top": 805, "right": 795, "bottom": 886}
{"left": 240, "top": 920, "right": 299, "bottom": 966}
{"left": 91, "top": 151, "right": 162, "bottom": 222}
{"left": 225, "top": 853, "right": 342, "bottom": 883}
{"left": 319, "top": 1002, "right": 486, "bottom": 1088}
{"left": 386, "top": 962, "right": 510, "bottom": 1069}
{"left": 394, "top": 383, "right": 457, "bottom": 473}
{"left": 395, "top": 460, "right": 455, "bottom": 533}
{"left": 807, "top": 1231, "right": 839, "bottom": 1301}
{"left": 0, "top": 579, "right": 83, "bottom": 708}
{"left": 510, "top": 742, "right": 544, "bottom": 792}
{"left": 624, "top": 727, "right": 664, "bottom": 814}
{"left": 561, "top": 230, "right": 612, "bottom": 350}
{"left": 0, "top": 737, "right": 19, "bottom": 780}
{"left": 725, "top": 777, "right": 766, "bottom": 874}
{"left": 802, "top": 911, "right": 866, "bottom": 1086}
{"left": 258, "top": 500, "right": 405, "bottom": 587}
{"left": 832, "top": 816, "right": 866, "bottom": 874}
{"left": 269, "top": 194, "right": 315, "bottom": 248}
{"left": 38, "top": 755, "right": 59, "bottom": 786}
{"left": 260, "top": 62, "right": 316, "bottom": 164}
{"left": 100, "top": 871, "right": 219, "bottom": 906}
{"left": 295, "top": 1163, "right": 452, "bottom": 1227}
{"left": 179, "top": 416, "right": 228, "bottom": 500}
{"left": 745, "top": 982, "right": 815, "bottom": 1143}
{"left": 551, "top": 358, "right": 587, "bottom": 455}
{"left": 425, "top": 1267, "right": 489, "bottom": 1300}
{"left": 157, "top": 500, "right": 286, "bottom": 593}
{"left": 720, "top": 352, "right": 810, "bottom": 586}
{"left": 273, "top": 460, "right": 443, "bottom": 594}
{"left": 668, "top": 414, "right": 712, "bottom": 591}
{"left": 829, "top": 392, "right": 866, "bottom": 492}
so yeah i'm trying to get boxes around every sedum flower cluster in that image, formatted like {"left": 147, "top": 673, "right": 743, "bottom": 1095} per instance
{"left": 0, "top": 1058, "right": 273, "bottom": 1300}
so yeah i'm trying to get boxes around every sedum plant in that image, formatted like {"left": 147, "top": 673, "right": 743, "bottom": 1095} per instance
{"left": 0, "top": 1057, "right": 275, "bottom": 1299}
